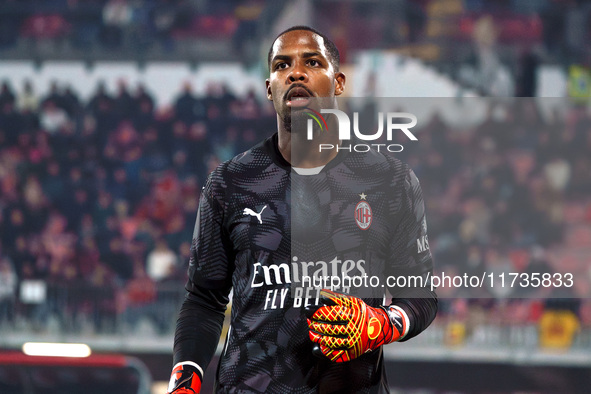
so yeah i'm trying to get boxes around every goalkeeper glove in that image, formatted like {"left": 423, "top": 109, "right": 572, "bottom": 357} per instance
{"left": 167, "top": 362, "right": 202, "bottom": 394}
{"left": 306, "top": 289, "right": 409, "bottom": 363}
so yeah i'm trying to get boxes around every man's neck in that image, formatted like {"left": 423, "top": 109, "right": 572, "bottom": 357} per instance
{"left": 277, "top": 117, "right": 340, "bottom": 168}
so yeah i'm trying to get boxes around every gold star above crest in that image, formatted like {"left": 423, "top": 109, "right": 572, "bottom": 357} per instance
{"left": 359, "top": 193, "right": 367, "bottom": 200}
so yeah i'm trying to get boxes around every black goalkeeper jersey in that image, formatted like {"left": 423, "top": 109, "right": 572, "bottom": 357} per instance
{"left": 186, "top": 133, "right": 433, "bottom": 393}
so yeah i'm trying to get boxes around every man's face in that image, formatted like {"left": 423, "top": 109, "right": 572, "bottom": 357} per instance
{"left": 266, "top": 30, "right": 345, "bottom": 130}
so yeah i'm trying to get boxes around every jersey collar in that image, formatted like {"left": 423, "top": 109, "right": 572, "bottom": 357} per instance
{"left": 264, "top": 132, "right": 349, "bottom": 173}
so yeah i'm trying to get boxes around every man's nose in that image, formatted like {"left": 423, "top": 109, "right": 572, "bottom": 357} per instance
{"left": 288, "top": 64, "right": 307, "bottom": 82}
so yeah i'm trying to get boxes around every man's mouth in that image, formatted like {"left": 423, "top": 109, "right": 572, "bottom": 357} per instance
{"left": 286, "top": 87, "right": 312, "bottom": 107}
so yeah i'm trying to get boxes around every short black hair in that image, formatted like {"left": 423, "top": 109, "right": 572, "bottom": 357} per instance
{"left": 267, "top": 25, "right": 340, "bottom": 72}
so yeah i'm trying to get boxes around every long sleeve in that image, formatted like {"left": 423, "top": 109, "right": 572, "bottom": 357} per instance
{"left": 172, "top": 166, "right": 234, "bottom": 367}
{"left": 173, "top": 283, "right": 230, "bottom": 366}
{"left": 386, "top": 166, "right": 438, "bottom": 341}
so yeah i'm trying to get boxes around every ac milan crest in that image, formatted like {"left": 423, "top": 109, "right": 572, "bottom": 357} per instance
{"left": 355, "top": 193, "right": 372, "bottom": 230}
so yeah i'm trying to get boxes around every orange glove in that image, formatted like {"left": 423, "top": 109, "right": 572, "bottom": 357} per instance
{"left": 307, "top": 289, "right": 409, "bottom": 362}
{"left": 167, "top": 362, "right": 202, "bottom": 394}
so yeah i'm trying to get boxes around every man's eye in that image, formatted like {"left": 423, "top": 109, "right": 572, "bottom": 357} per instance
{"left": 309, "top": 60, "right": 320, "bottom": 67}
{"left": 275, "top": 62, "right": 288, "bottom": 70}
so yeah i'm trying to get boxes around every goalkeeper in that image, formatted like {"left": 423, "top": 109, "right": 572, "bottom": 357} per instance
{"left": 167, "top": 25, "right": 437, "bottom": 394}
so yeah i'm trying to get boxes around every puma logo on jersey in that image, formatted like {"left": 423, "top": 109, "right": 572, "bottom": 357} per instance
{"left": 243, "top": 205, "right": 267, "bottom": 224}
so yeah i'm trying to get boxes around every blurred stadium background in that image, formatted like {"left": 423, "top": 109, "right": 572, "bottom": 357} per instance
{"left": 0, "top": 0, "right": 590, "bottom": 393}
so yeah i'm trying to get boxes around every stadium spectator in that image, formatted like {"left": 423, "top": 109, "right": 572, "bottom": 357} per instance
{"left": 185, "top": 121, "right": 210, "bottom": 176}
{"left": 133, "top": 83, "right": 156, "bottom": 130}
{"left": 174, "top": 82, "right": 206, "bottom": 124}
{"left": 0, "top": 252, "right": 17, "bottom": 328}
{"left": 135, "top": 83, "right": 155, "bottom": 112}
{"left": 42, "top": 81, "right": 63, "bottom": 109}
{"left": 2, "top": 207, "right": 28, "bottom": 251}
{"left": 101, "top": 0, "right": 133, "bottom": 48}
{"left": 113, "top": 80, "right": 136, "bottom": 120}
{"left": 0, "top": 81, "right": 15, "bottom": 108}
{"left": 151, "top": 0, "right": 178, "bottom": 51}
{"left": 146, "top": 239, "right": 177, "bottom": 282}
{"left": 102, "top": 236, "right": 133, "bottom": 281}
{"left": 39, "top": 99, "right": 69, "bottom": 135}
{"left": 17, "top": 80, "right": 39, "bottom": 113}
{"left": 61, "top": 85, "right": 82, "bottom": 117}
{"left": 87, "top": 81, "right": 118, "bottom": 145}
{"left": 88, "top": 80, "right": 113, "bottom": 116}
{"left": 232, "top": 0, "right": 263, "bottom": 56}
{"left": 22, "top": 174, "right": 50, "bottom": 234}
{"left": 42, "top": 160, "right": 65, "bottom": 202}
{"left": 124, "top": 261, "right": 157, "bottom": 328}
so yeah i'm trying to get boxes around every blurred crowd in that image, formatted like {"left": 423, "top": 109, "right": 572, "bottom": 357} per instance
{"left": 0, "top": 77, "right": 274, "bottom": 332}
{"left": 1, "top": 0, "right": 590, "bottom": 98}
{"left": 393, "top": 99, "right": 591, "bottom": 337}
{"left": 400, "top": 101, "right": 591, "bottom": 293}
{"left": 1, "top": 0, "right": 589, "bottom": 67}
{"left": 0, "top": 0, "right": 264, "bottom": 54}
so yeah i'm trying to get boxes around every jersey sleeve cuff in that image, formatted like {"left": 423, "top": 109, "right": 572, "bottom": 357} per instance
{"left": 389, "top": 305, "right": 411, "bottom": 340}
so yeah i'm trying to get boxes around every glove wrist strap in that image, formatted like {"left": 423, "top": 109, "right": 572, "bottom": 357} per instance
{"left": 171, "top": 361, "right": 203, "bottom": 378}
{"left": 382, "top": 305, "right": 410, "bottom": 342}
{"left": 167, "top": 361, "right": 203, "bottom": 393}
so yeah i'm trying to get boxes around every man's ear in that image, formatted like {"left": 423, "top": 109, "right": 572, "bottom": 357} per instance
{"left": 334, "top": 72, "right": 346, "bottom": 96}
{"left": 266, "top": 79, "right": 273, "bottom": 101}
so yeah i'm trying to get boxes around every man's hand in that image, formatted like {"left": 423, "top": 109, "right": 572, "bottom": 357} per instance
{"left": 167, "top": 362, "right": 202, "bottom": 394}
{"left": 306, "top": 289, "right": 409, "bottom": 363}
